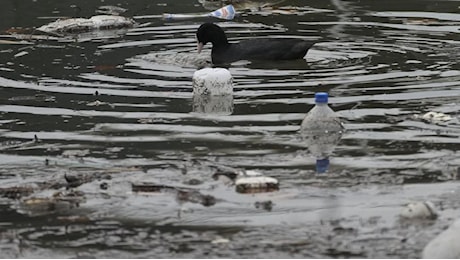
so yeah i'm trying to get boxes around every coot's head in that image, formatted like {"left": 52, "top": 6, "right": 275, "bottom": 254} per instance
{"left": 196, "top": 23, "right": 228, "bottom": 53}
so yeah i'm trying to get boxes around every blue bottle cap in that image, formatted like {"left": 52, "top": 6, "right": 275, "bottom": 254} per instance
{"left": 316, "top": 158, "right": 330, "bottom": 173}
{"left": 315, "top": 92, "right": 328, "bottom": 103}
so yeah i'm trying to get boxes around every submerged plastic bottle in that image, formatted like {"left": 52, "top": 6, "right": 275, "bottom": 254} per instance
{"left": 300, "top": 92, "right": 343, "bottom": 173}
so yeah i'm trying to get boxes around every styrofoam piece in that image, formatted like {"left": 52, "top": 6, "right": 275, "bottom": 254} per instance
{"left": 235, "top": 176, "right": 279, "bottom": 193}
{"left": 400, "top": 201, "right": 437, "bottom": 219}
{"left": 192, "top": 68, "right": 233, "bottom": 96}
{"left": 37, "top": 15, "right": 134, "bottom": 33}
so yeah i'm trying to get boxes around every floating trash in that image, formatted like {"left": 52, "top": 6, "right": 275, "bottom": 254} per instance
{"left": 211, "top": 237, "right": 230, "bottom": 244}
{"left": 254, "top": 200, "right": 273, "bottom": 211}
{"left": 0, "top": 186, "right": 35, "bottom": 199}
{"left": 235, "top": 170, "right": 279, "bottom": 193}
{"left": 131, "top": 183, "right": 177, "bottom": 193}
{"left": 422, "top": 218, "right": 460, "bottom": 258}
{"left": 400, "top": 201, "right": 437, "bottom": 220}
{"left": 16, "top": 190, "right": 85, "bottom": 216}
{"left": 131, "top": 182, "right": 216, "bottom": 207}
{"left": 300, "top": 92, "right": 344, "bottom": 173}
{"left": 0, "top": 39, "right": 33, "bottom": 45}
{"left": 37, "top": 15, "right": 135, "bottom": 34}
{"left": 198, "top": 0, "right": 286, "bottom": 11}
{"left": 192, "top": 67, "right": 234, "bottom": 115}
{"left": 137, "top": 52, "right": 211, "bottom": 69}
{"left": 414, "top": 111, "right": 454, "bottom": 123}
{"left": 192, "top": 67, "right": 233, "bottom": 96}
{"left": 86, "top": 100, "right": 109, "bottom": 107}
{"left": 163, "top": 5, "right": 236, "bottom": 20}
{"left": 96, "top": 5, "right": 128, "bottom": 16}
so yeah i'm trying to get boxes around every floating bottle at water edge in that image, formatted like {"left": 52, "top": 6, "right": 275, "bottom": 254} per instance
{"left": 300, "top": 92, "right": 343, "bottom": 134}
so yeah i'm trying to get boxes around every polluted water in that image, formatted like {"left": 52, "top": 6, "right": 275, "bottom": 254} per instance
{"left": 0, "top": 0, "right": 460, "bottom": 258}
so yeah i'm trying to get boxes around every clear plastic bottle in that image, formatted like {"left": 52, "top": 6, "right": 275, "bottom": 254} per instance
{"left": 300, "top": 92, "right": 343, "bottom": 173}
{"left": 300, "top": 92, "right": 343, "bottom": 134}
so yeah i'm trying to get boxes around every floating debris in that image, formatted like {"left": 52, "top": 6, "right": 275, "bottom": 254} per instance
{"left": 131, "top": 183, "right": 177, "bottom": 193}
{"left": 56, "top": 215, "right": 91, "bottom": 223}
{"left": 422, "top": 218, "right": 460, "bottom": 258}
{"left": 96, "top": 5, "right": 128, "bottom": 16}
{"left": 0, "top": 39, "right": 33, "bottom": 45}
{"left": 176, "top": 190, "right": 216, "bottom": 207}
{"left": 163, "top": 5, "right": 236, "bottom": 20}
{"left": 400, "top": 201, "right": 437, "bottom": 220}
{"left": 198, "top": 0, "right": 286, "bottom": 11}
{"left": 8, "top": 94, "right": 56, "bottom": 102}
{"left": 254, "top": 200, "right": 273, "bottom": 211}
{"left": 16, "top": 190, "right": 85, "bottom": 216}
{"left": 192, "top": 68, "right": 233, "bottom": 96}
{"left": 414, "top": 111, "right": 454, "bottom": 123}
{"left": 137, "top": 52, "right": 211, "bottom": 69}
{"left": 235, "top": 170, "right": 279, "bottom": 193}
{"left": 132, "top": 182, "right": 216, "bottom": 207}
{"left": 65, "top": 171, "right": 110, "bottom": 189}
{"left": 86, "top": 100, "right": 108, "bottom": 107}
{"left": 0, "top": 186, "right": 35, "bottom": 199}
{"left": 211, "top": 237, "right": 230, "bottom": 244}
{"left": 37, "top": 15, "right": 135, "bottom": 34}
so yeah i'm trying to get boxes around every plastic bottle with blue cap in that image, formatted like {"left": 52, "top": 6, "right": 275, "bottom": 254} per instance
{"left": 300, "top": 92, "right": 343, "bottom": 173}
{"left": 300, "top": 92, "right": 343, "bottom": 134}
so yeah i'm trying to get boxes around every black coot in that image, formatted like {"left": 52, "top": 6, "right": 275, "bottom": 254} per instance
{"left": 196, "top": 23, "right": 315, "bottom": 65}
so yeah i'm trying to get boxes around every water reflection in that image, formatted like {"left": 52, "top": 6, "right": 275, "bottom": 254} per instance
{"left": 192, "top": 94, "right": 234, "bottom": 115}
{"left": 302, "top": 130, "right": 343, "bottom": 173}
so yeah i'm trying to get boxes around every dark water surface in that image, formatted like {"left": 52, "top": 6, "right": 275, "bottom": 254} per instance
{"left": 1, "top": 0, "right": 460, "bottom": 258}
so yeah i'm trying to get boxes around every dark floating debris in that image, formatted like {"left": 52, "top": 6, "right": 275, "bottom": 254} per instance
{"left": 131, "top": 182, "right": 216, "bottom": 207}
{"left": 99, "top": 182, "right": 109, "bottom": 190}
{"left": 254, "top": 200, "right": 273, "bottom": 211}
{"left": 65, "top": 172, "right": 110, "bottom": 189}
{"left": 0, "top": 186, "right": 35, "bottom": 199}
{"left": 131, "top": 183, "right": 176, "bottom": 193}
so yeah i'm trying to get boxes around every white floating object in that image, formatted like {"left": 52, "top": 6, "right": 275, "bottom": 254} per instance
{"left": 208, "top": 5, "right": 236, "bottom": 20}
{"left": 400, "top": 201, "right": 437, "bottom": 219}
{"left": 235, "top": 176, "right": 279, "bottom": 193}
{"left": 37, "top": 15, "right": 135, "bottom": 33}
{"left": 163, "top": 5, "right": 236, "bottom": 20}
{"left": 416, "top": 111, "right": 453, "bottom": 123}
{"left": 422, "top": 219, "right": 460, "bottom": 258}
{"left": 192, "top": 68, "right": 233, "bottom": 96}
{"left": 211, "top": 237, "right": 230, "bottom": 244}
{"left": 244, "top": 170, "right": 264, "bottom": 177}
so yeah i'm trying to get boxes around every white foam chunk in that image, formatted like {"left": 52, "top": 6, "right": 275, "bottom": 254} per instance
{"left": 37, "top": 15, "right": 134, "bottom": 33}
{"left": 192, "top": 68, "right": 233, "bottom": 96}
{"left": 400, "top": 201, "right": 437, "bottom": 219}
